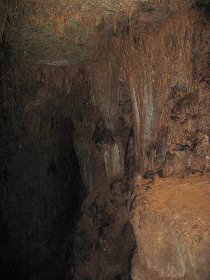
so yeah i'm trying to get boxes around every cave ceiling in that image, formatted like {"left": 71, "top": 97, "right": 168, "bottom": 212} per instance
{"left": 2, "top": 0, "right": 209, "bottom": 65}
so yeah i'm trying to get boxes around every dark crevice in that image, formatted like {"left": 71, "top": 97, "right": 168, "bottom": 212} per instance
{"left": 0, "top": 44, "right": 86, "bottom": 279}
{"left": 0, "top": 116, "right": 85, "bottom": 280}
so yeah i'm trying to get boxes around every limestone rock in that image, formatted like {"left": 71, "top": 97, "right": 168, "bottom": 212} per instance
{"left": 130, "top": 174, "right": 210, "bottom": 280}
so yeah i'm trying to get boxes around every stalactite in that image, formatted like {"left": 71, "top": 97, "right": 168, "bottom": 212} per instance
{"left": 2, "top": 0, "right": 208, "bottom": 172}
{"left": 109, "top": 1, "right": 209, "bottom": 174}
{"left": 13, "top": 63, "right": 80, "bottom": 94}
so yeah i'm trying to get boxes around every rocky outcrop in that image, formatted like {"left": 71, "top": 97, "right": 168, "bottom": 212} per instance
{"left": 131, "top": 174, "right": 210, "bottom": 280}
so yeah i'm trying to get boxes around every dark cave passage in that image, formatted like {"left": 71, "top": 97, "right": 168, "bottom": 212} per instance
{"left": 0, "top": 77, "right": 85, "bottom": 280}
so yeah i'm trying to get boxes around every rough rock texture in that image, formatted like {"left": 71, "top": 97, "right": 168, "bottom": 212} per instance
{"left": 131, "top": 174, "right": 210, "bottom": 280}
{"left": 68, "top": 4, "right": 210, "bottom": 275}
{"left": 3, "top": 0, "right": 208, "bottom": 64}
{"left": 60, "top": 64, "right": 136, "bottom": 279}
{"left": 4, "top": 0, "right": 138, "bottom": 64}
{"left": 0, "top": 0, "right": 210, "bottom": 280}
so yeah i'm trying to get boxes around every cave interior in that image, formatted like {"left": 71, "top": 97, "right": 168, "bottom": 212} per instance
{"left": 0, "top": 1, "right": 210, "bottom": 280}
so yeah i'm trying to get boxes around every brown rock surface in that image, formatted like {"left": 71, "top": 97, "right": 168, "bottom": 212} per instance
{"left": 0, "top": 0, "right": 209, "bottom": 279}
{"left": 130, "top": 174, "right": 210, "bottom": 279}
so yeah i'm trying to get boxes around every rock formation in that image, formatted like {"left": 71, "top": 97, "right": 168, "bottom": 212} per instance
{"left": 0, "top": 0, "right": 210, "bottom": 279}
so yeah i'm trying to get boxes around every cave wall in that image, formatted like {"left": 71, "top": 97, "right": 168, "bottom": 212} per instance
{"left": 67, "top": 4, "right": 210, "bottom": 279}
{"left": 122, "top": 3, "right": 209, "bottom": 176}
{"left": 71, "top": 2, "right": 209, "bottom": 184}
{"left": 0, "top": 2, "right": 209, "bottom": 280}
{"left": 68, "top": 62, "right": 136, "bottom": 280}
